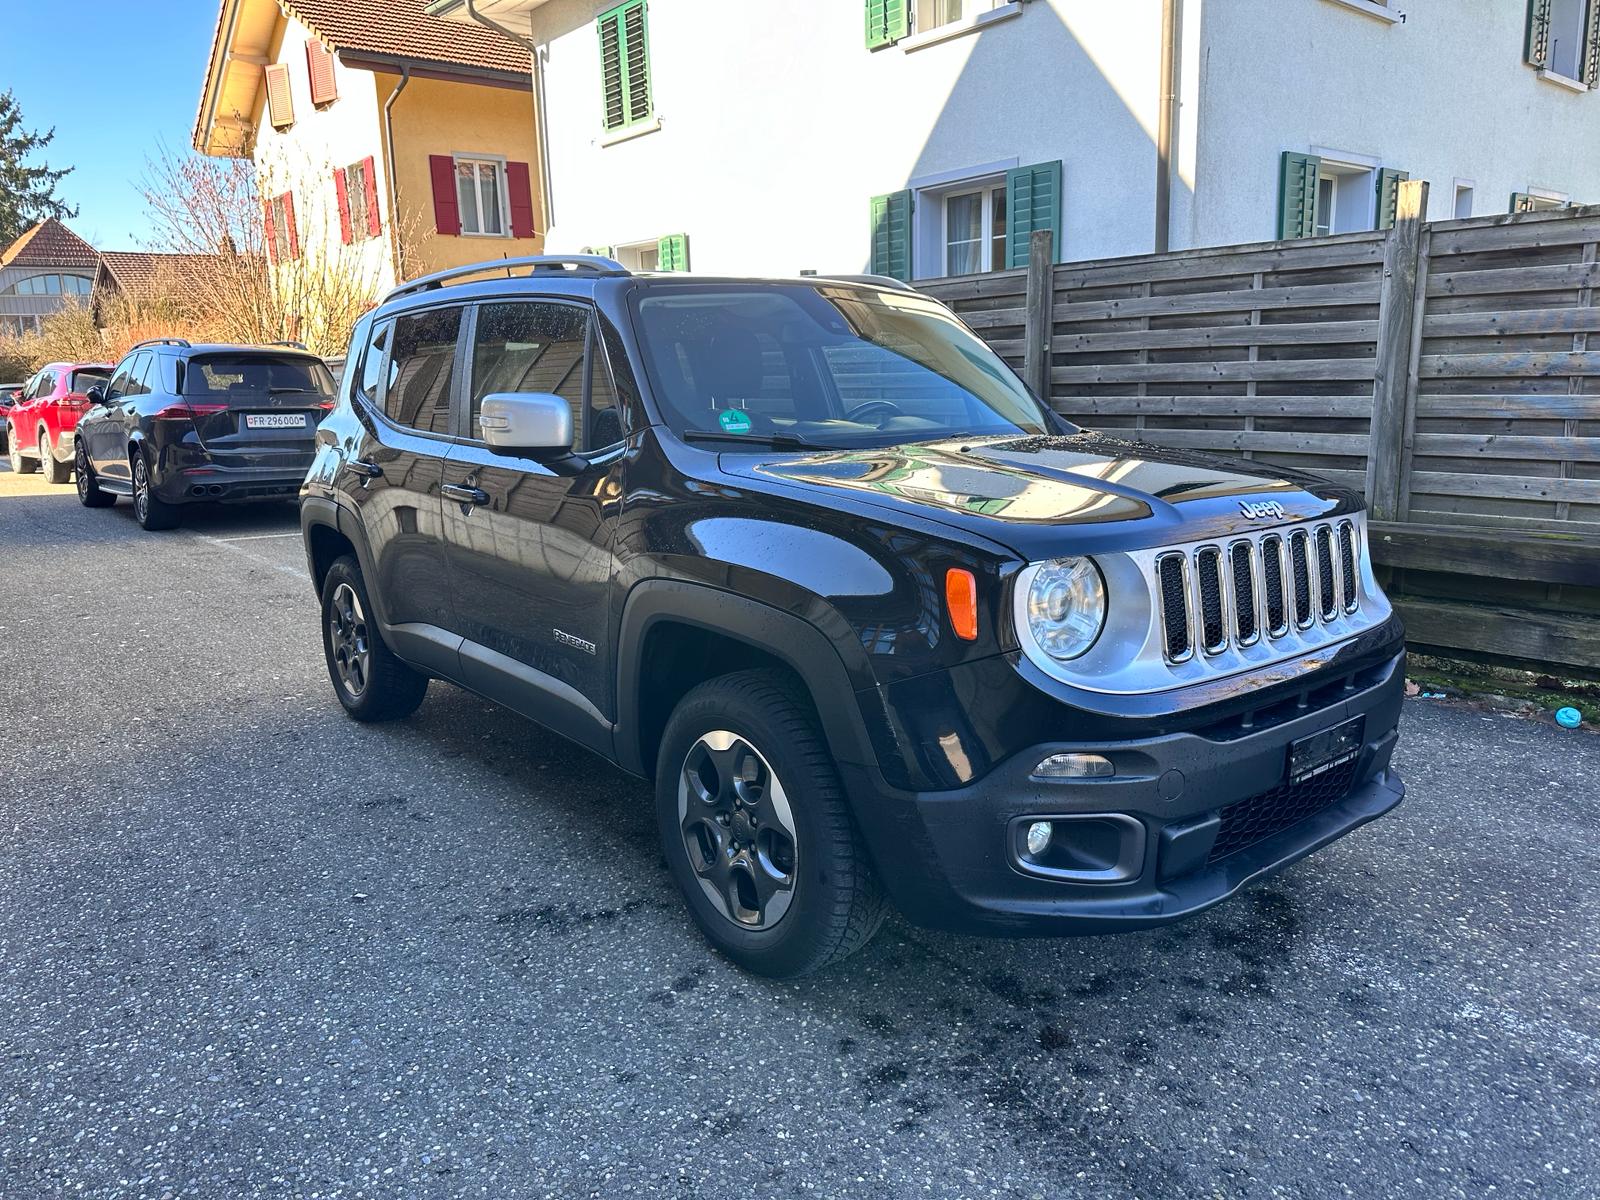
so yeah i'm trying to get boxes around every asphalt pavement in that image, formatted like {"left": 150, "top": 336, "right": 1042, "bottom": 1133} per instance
{"left": 0, "top": 464, "right": 1596, "bottom": 1200}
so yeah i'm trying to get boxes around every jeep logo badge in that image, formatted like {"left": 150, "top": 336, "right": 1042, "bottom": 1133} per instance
{"left": 1239, "top": 500, "right": 1287, "bottom": 521}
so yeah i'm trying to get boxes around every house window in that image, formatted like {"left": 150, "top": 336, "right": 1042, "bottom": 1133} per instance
{"left": 1514, "top": 189, "right": 1570, "bottom": 212}
{"left": 1547, "top": 0, "right": 1589, "bottom": 81}
{"left": 943, "top": 184, "right": 1007, "bottom": 275}
{"left": 341, "top": 159, "right": 378, "bottom": 241}
{"left": 1314, "top": 176, "right": 1338, "bottom": 237}
{"left": 597, "top": 0, "right": 652, "bottom": 132}
{"left": 613, "top": 240, "right": 661, "bottom": 272}
{"left": 455, "top": 158, "right": 508, "bottom": 237}
{"left": 914, "top": 0, "right": 1003, "bottom": 32}
{"left": 3, "top": 273, "right": 92, "bottom": 296}
{"left": 1454, "top": 182, "right": 1475, "bottom": 219}
{"left": 265, "top": 191, "right": 299, "bottom": 261}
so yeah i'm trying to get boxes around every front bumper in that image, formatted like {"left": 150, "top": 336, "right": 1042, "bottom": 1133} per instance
{"left": 842, "top": 650, "right": 1406, "bottom": 935}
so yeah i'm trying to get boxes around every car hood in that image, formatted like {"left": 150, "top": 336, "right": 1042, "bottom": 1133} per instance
{"left": 720, "top": 432, "right": 1362, "bottom": 560}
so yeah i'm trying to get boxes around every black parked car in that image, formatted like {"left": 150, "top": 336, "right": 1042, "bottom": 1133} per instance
{"left": 76, "top": 338, "right": 336, "bottom": 529}
{"left": 301, "top": 256, "right": 1406, "bottom": 977}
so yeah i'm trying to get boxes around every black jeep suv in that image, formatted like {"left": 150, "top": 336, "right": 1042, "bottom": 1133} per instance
{"left": 301, "top": 256, "right": 1406, "bottom": 977}
{"left": 76, "top": 338, "right": 336, "bottom": 529}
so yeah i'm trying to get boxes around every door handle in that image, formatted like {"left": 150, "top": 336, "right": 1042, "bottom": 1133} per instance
{"left": 346, "top": 459, "right": 383, "bottom": 479}
{"left": 442, "top": 483, "right": 490, "bottom": 506}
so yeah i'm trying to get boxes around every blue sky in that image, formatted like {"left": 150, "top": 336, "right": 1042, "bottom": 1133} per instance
{"left": 1, "top": 0, "right": 218, "bottom": 250}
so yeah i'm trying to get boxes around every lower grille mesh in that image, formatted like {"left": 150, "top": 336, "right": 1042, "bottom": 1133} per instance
{"left": 1208, "top": 757, "right": 1361, "bottom": 863}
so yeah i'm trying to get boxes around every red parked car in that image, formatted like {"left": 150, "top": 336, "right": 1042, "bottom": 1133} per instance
{"left": 6, "top": 361, "right": 113, "bottom": 483}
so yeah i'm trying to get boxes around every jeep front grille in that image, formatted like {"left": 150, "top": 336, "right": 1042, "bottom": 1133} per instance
{"left": 1156, "top": 519, "right": 1365, "bottom": 665}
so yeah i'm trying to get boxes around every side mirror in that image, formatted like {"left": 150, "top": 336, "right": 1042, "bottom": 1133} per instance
{"left": 85, "top": 383, "right": 107, "bottom": 405}
{"left": 480, "top": 392, "right": 574, "bottom": 458}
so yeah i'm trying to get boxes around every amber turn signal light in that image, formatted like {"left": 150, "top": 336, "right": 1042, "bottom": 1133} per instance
{"left": 945, "top": 568, "right": 979, "bottom": 641}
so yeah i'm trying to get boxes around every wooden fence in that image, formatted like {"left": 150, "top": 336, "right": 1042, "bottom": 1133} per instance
{"left": 921, "top": 185, "right": 1600, "bottom": 675}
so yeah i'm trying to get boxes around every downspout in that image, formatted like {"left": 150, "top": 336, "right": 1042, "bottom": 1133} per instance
{"left": 383, "top": 63, "right": 412, "bottom": 280}
{"left": 1155, "top": 0, "right": 1181, "bottom": 253}
{"left": 465, "top": 0, "right": 554, "bottom": 234}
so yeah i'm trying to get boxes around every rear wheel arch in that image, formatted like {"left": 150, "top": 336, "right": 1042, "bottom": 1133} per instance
{"left": 306, "top": 521, "right": 356, "bottom": 596}
{"left": 616, "top": 582, "right": 877, "bottom": 783}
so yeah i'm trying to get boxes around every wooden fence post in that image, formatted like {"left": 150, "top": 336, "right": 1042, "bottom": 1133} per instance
{"left": 1367, "top": 178, "right": 1429, "bottom": 521}
{"left": 1024, "top": 229, "right": 1054, "bottom": 401}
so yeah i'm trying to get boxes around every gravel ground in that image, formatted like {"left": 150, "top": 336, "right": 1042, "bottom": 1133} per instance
{"left": 0, "top": 466, "right": 1596, "bottom": 1200}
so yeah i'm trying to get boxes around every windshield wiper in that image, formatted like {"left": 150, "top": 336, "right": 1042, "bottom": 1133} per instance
{"left": 681, "top": 429, "right": 831, "bottom": 451}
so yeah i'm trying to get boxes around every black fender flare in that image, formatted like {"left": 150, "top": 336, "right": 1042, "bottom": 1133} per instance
{"left": 299, "top": 494, "right": 396, "bottom": 628}
{"left": 613, "top": 580, "right": 881, "bottom": 780}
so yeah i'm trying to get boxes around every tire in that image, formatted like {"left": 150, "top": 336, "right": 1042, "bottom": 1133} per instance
{"left": 320, "top": 555, "right": 428, "bottom": 722}
{"left": 9, "top": 428, "right": 36, "bottom": 474}
{"left": 38, "top": 431, "right": 69, "bottom": 484}
{"left": 131, "top": 447, "right": 180, "bottom": 530}
{"left": 655, "top": 669, "right": 888, "bottom": 977}
{"left": 75, "top": 440, "right": 116, "bottom": 507}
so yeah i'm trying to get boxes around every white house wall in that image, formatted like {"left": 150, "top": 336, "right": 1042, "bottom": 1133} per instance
{"left": 252, "top": 13, "right": 394, "bottom": 287}
{"left": 527, "top": 0, "right": 1170, "bottom": 276}
{"left": 1192, "top": 0, "right": 1600, "bottom": 246}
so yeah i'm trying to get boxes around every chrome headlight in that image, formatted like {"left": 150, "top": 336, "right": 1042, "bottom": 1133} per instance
{"left": 1025, "top": 557, "right": 1106, "bottom": 661}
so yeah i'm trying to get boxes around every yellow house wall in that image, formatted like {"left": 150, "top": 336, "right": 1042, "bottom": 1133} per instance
{"left": 375, "top": 72, "right": 545, "bottom": 278}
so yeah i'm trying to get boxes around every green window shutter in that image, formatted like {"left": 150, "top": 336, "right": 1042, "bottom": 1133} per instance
{"left": 1375, "top": 168, "right": 1409, "bottom": 231}
{"left": 1278, "top": 151, "right": 1322, "bottom": 240}
{"left": 1004, "top": 160, "right": 1063, "bottom": 269}
{"left": 1584, "top": 0, "right": 1600, "bottom": 85}
{"left": 657, "top": 233, "right": 689, "bottom": 271}
{"left": 869, "top": 190, "right": 913, "bottom": 281}
{"left": 866, "top": 0, "right": 909, "bottom": 49}
{"left": 598, "top": 1, "right": 651, "bottom": 131}
{"left": 1525, "top": 0, "right": 1553, "bottom": 69}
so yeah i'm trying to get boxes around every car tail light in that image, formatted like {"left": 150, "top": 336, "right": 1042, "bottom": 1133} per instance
{"left": 153, "top": 402, "right": 230, "bottom": 421}
{"left": 945, "top": 568, "right": 979, "bottom": 642}
{"left": 316, "top": 399, "right": 336, "bottom": 412}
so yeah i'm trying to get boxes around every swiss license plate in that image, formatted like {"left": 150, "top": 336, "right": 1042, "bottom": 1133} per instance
{"left": 245, "top": 413, "right": 306, "bottom": 429}
{"left": 1287, "top": 716, "right": 1364, "bottom": 784}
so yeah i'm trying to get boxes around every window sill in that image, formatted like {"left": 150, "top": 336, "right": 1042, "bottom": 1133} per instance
{"left": 1320, "top": 0, "right": 1402, "bottom": 23}
{"left": 901, "top": 1, "right": 1023, "bottom": 53}
{"left": 600, "top": 117, "right": 662, "bottom": 147}
{"left": 1538, "top": 69, "right": 1588, "bottom": 94}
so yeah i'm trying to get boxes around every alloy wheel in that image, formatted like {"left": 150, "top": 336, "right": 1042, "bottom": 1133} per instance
{"left": 677, "top": 731, "right": 799, "bottom": 929}
{"left": 133, "top": 456, "right": 148, "bottom": 522}
{"left": 75, "top": 443, "right": 90, "bottom": 500}
{"left": 328, "top": 582, "right": 371, "bottom": 698}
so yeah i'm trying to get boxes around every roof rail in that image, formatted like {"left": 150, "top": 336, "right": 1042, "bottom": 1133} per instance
{"left": 822, "top": 274, "right": 917, "bottom": 292}
{"left": 128, "top": 337, "right": 192, "bottom": 351}
{"left": 266, "top": 340, "right": 310, "bottom": 350}
{"left": 384, "top": 255, "right": 630, "bottom": 304}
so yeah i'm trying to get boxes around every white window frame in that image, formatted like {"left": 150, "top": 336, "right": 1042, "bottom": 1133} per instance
{"left": 1453, "top": 179, "right": 1475, "bottom": 220}
{"left": 1525, "top": 187, "right": 1571, "bottom": 211}
{"left": 454, "top": 153, "right": 511, "bottom": 239}
{"left": 612, "top": 239, "right": 662, "bottom": 272}
{"left": 1310, "top": 148, "right": 1380, "bottom": 235}
{"left": 1319, "top": 0, "right": 1403, "bottom": 25}
{"left": 939, "top": 182, "right": 1008, "bottom": 277}
{"left": 1544, "top": 0, "right": 1589, "bottom": 85}
{"left": 903, "top": 0, "right": 1022, "bottom": 52}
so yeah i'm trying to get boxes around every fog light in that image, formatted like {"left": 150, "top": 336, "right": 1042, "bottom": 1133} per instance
{"left": 1025, "top": 821, "right": 1053, "bottom": 857}
{"left": 1032, "top": 753, "right": 1114, "bottom": 780}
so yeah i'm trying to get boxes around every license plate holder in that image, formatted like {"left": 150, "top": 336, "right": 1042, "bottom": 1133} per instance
{"left": 245, "top": 413, "right": 306, "bottom": 429}
{"left": 1287, "top": 716, "right": 1364, "bottom": 784}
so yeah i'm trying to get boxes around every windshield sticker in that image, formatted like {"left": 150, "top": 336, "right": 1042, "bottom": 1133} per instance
{"left": 717, "top": 409, "right": 753, "bottom": 434}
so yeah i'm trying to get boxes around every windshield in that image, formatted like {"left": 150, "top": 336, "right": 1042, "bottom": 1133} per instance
{"left": 631, "top": 284, "right": 1064, "bottom": 448}
{"left": 182, "top": 354, "right": 335, "bottom": 400}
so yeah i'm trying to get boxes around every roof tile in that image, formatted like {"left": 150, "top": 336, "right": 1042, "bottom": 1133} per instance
{"left": 0, "top": 219, "right": 100, "bottom": 271}
{"left": 285, "top": 0, "right": 529, "bottom": 75}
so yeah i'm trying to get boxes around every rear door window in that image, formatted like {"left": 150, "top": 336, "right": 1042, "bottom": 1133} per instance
{"left": 356, "top": 320, "right": 391, "bottom": 407}
{"left": 385, "top": 308, "right": 461, "bottom": 436}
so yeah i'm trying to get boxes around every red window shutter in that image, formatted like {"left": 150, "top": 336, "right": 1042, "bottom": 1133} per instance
{"left": 306, "top": 41, "right": 338, "bottom": 106}
{"left": 362, "top": 156, "right": 381, "bottom": 237}
{"left": 334, "top": 169, "right": 352, "bottom": 244}
{"left": 263, "top": 200, "right": 279, "bottom": 264}
{"left": 264, "top": 63, "right": 294, "bottom": 129}
{"left": 428, "top": 155, "right": 461, "bottom": 235}
{"left": 506, "top": 161, "right": 536, "bottom": 239}
{"left": 282, "top": 192, "right": 300, "bottom": 258}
